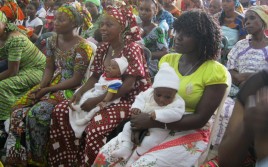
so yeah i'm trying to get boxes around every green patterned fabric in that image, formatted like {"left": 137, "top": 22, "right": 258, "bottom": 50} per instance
{"left": 0, "top": 11, "right": 7, "bottom": 23}
{"left": 0, "top": 35, "right": 46, "bottom": 120}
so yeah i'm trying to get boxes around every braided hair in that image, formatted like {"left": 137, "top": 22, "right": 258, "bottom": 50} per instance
{"left": 173, "top": 9, "right": 221, "bottom": 60}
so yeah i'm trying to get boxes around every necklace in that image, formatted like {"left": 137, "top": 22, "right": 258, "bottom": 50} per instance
{"left": 111, "top": 49, "right": 115, "bottom": 57}
{"left": 183, "top": 60, "right": 201, "bottom": 76}
{"left": 110, "top": 44, "right": 123, "bottom": 57}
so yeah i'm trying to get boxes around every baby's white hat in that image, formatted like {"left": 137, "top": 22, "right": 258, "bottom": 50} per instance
{"left": 113, "top": 56, "right": 129, "bottom": 75}
{"left": 152, "top": 63, "right": 180, "bottom": 90}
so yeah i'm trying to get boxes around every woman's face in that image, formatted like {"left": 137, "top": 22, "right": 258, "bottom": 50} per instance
{"left": 174, "top": 31, "right": 198, "bottom": 54}
{"left": 44, "top": 0, "right": 54, "bottom": 9}
{"left": 222, "top": 0, "right": 235, "bottom": 12}
{"left": 245, "top": 10, "right": 265, "bottom": 35}
{"left": 54, "top": 12, "right": 75, "bottom": 34}
{"left": 25, "top": 4, "right": 37, "bottom": 17}
{"left": 209, "top": 0, "right": 222, "bottom": 15}
{"left": 99, "top": 15, "right": 122, "bottom": 42}
{"left": 139, "top": 1, "right": 156, "bottom": 22}
{"left": 85, "top": 2, "right": 99, "bottom": 18}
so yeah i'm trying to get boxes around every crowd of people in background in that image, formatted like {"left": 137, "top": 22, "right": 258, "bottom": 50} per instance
{"left": 0, "top": 0, "right": 267, "bottom": 166}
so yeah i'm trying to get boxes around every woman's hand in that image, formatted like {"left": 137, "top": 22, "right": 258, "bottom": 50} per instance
{"left": 130, "top": 113, "right": 155, "bottom": 131}
{"left": 29, "top": 87, "right": 50, "bottom": 101}
{"left": 233, "top": 72, "right": 253, "bottom": 86}
{"left": 35, "top": 88, "right": 50, "bottom": 99}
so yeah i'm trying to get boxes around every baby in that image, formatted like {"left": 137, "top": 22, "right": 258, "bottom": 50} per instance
{"left": 111, "top": 63, "right": 185, "bottom": 166}
{"left": 69, "top": 56, "right": 128, "bottom": 138}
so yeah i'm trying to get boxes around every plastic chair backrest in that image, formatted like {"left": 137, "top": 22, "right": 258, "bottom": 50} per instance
{"left": 195, "top": 70, "right": 232, "bottom": 166}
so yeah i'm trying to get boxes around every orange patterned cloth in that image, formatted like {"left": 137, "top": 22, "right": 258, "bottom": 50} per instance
{"left": 0, "top": 2, "right": 24, "bottom": 22}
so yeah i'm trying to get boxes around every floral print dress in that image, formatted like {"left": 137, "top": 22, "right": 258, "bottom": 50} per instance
{"left": 5, "top": 34, "right": 93, "bottom": 166}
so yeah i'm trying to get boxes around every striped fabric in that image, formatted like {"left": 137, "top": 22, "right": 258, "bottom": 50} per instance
{"left": 0, "top": 35, "right": 46, "bottom": 120}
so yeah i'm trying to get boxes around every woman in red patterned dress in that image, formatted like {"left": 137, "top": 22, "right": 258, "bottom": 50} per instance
{"left": 48, "top": 6, "right": 151, "bottom": 167}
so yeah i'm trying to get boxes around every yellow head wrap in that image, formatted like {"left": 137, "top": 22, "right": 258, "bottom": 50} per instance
{"left": 248, "top": 5, "right": 268, "bottom": 28}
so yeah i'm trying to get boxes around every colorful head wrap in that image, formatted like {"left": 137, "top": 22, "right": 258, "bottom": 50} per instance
{"left": 248, "top": 5, "right": 268, "bottom": 28}
{"left": 0, "top": 2, "right": 25, "bottom": 22}
{"left": 84, "top": 0, "right": 103, "bottom": 14}
{"left": 105, "top": 6, "right": 141, "bottom": 43}
{"left": 84, "top": 0, "right": 101, "bottom": 7}
{"left": 0, "top": 11, "right": 8, "bottom": 23}
{"left": 0, "top": 11, "right": 28, "bottom": 35}
{"left": 57, "top": 2, "right": 93, "bottom": 30}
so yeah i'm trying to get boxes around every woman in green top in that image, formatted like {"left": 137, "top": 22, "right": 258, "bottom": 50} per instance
{"left": 0, "top": 11, "right": 46, "bottom": 121}
{"left": 82, "top": 0, "right": 102, "bottom": 42}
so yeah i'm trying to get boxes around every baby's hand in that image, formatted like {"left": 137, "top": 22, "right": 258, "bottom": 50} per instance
{"left": 131, "top": 108, "right": 141, "bottom": 115}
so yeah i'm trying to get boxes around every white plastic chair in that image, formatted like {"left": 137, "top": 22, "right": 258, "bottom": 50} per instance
{"left": 195, "top": 70, "right": 232, "bottom": 166}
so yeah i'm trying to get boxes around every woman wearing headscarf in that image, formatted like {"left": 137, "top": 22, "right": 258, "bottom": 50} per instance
{"left": 0, "top": 0, "right": 25, "bottom": 72}
{"left": 201, "top": 5, "right": 268, "bottom": 167}
{"left": 48, "top": 6, "right": 151, "bottom": 166}
{"left": 82, "top": 0, "right": 103, "bottom": 42}
{"left": 0, "top": 10, "right": 45, "bottom": 146}
{"left": 5, "top": 3, "right": 93, "bottom": 166}
{"left": 227, "top": 5, "right": 268, "bottom": 97}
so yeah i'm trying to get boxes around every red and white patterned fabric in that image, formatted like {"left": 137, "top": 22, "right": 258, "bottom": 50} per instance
{"left": 48, "top": 42, "right": 151, "bottom": 166}
{"left": 105, "top": 6, "right": 141, "bottom": 44}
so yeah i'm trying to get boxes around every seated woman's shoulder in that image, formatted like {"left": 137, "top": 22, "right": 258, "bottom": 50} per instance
{"left": 125, "top": 41, "right": 142, "bottom": 52}
{"left": 6, "top": 32, "right": 28, "bottom": 46}
{"left": 161, "top": 53, "right": 181, "bottom": 61}
{"left": 205, "top": 59, "right": 228, "bottom": 73}
{"left": 8, "top": 31, "right": 26, "bottom": 39}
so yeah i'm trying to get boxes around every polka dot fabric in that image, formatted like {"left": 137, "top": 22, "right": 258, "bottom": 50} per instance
{"left": 105, "top": 6, "right": 141, "bottom": 44}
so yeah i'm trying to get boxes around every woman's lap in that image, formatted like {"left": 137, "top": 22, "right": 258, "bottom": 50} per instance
{"left": 49, "top": 100, "right": 132, "bottom": 166}
{"left": 94, "top": 130, "right": 209, "bottom": 167}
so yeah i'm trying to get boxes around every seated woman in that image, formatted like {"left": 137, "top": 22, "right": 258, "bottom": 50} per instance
{"left": 227, "top": 5, "right": 268, "bottom": 98}
{"left": 0, "top": 10, "right": 45, "bottom": 144}
{"left": 0, "top": 0, "right": 25, "bottom": 73}
{"left": 82, "top": 0, "right": 103, "bottom": 43}
{"left": 93, "top": 9, "right": 228, "bottom": 167}
{"left": 47, "top": 6, "right": 151, "bottom": 166}
{"left": 24, "top": 2, "right": 44, "bottom": 42}
{"left": 216, "top": 0, "right": 247, "bottom": 52}
{"left": 5, "top": 3, "right": 93, "bottom": 166}
{"left": 138, "top": 0, "right": 168, "bottom": 78}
